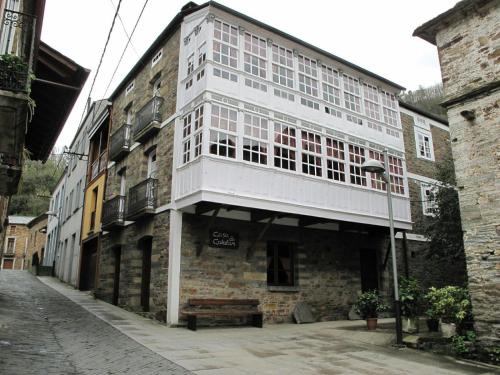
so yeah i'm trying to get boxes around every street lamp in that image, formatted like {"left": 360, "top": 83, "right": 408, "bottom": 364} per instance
{"left": 361, "top": 148, "right": 403, "bottom": 347}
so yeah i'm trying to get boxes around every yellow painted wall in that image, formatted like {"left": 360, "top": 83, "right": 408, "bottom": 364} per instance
{"left": 82, "top": 174, "right": 106, "bottom": 241}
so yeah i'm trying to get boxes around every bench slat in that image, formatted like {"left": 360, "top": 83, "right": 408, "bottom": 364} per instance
{"left": 182, "top": 310, "right": 259, "bottom": 317}
{"left": 188, "top": 298, "right": 259, "bottom": 306}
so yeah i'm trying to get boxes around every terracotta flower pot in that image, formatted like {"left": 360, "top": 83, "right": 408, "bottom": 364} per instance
{"left": 366, "top": 317, "right": 378, "bottom": 330}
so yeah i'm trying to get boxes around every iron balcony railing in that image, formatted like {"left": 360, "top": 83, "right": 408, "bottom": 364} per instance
{"left": 0, "top": 9, "right": 36, "bottom": 92}
{"left": 133, "top": 96, "right": 163, "bottom": 142}
{"left": 102, "top": 195, "right": 126, "bottom": 228}
{"left": 109, "top": 124, "right": 131, "bottom": 161}
{"left": 126, "top": 178, "right": 157, "bottom": 218}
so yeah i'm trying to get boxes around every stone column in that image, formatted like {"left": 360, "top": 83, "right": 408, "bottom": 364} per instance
{"left": 167, "top": 209, "right": 183, "bottom": 325}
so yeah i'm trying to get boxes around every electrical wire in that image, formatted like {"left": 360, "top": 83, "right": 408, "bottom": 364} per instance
{"left": 109, "top": 0, "right": 139, "bottom": 57}
{"left": 77, "top": 0, "right": 123, "bottom": 127}
{"left": 102, "top": 0, "right": 149, "bottom": 99}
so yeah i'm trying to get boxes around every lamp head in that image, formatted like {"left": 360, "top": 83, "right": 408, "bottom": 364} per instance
{"left": 361, "top": 159, "right": 385, "bottom": 174}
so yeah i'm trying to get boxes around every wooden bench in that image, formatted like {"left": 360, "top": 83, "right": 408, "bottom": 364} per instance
{"left": 181, "top": 298, "right": 263, "bottom": 331}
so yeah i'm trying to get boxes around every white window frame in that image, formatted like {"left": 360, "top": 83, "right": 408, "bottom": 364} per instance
{"left": 152, "top": 49, "right": 163, "bottom": 67}
{"left": 243, "top": 32, "right": 267, "bottom": 79}
{"left": 271, "top": 44, "right": 294, "bottom": 89}
{"left": 414, "top": 128, "right": 435, "bottom": 161}
{"left": 125, "top": 81, "right": 135, "bottom": 96}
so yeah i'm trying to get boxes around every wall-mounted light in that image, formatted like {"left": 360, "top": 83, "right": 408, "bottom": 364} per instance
{"left": 460, "top": 110, "right": 476, "bottom": 121}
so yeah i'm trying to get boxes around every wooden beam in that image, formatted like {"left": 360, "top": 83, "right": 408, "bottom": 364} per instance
{"left": 298, "top": 217, "right": 329, "bottom": 227}
{"left": 196, "top": 207, "right": 220, "bottom": 257}
{"left": 246, "top": 214, "right": 277, "bottom": 259}
{"left": 251, "top": 210, "right": 279, "bottom": 222}
{"left": 195, "top": 202, "right": 222, "bottom": 215}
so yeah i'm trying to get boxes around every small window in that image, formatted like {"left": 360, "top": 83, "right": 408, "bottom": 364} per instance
{"left": 421, "top": 183, "right": 438, "bottom": 216}
{"left": 198, "top": 43, "right": 206, "bottom": 66}
{"left": 267, "top": 242, "right": 295, "bottom": 287}
{"left": 125, "top": 81, "right": 135, "bottom": 95}
{"left": 9, "top": 225, "right": 16, "bottom": 235}
{"left": 6, "top": 238, "right": 15, "bottom": 253}
{"left": 152, "top": 49, "right": 163, "bottom": 66}
{"left": 152, "top": 77, "right": 161, "bottom": 97}
{"left": 415, "top": 129, "right": 434, "bottom": 160}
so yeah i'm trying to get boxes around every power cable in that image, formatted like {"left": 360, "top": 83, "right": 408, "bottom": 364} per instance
{"left": 102, "top": 0, "right": 149, "bottom": 99}
{"left": 109, "top": 0, "right": 139, "bottom": 57}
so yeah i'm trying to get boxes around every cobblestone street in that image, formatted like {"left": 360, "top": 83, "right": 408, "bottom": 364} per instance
{"left": 0, "top": 271, "right": 192, "bottom": 375}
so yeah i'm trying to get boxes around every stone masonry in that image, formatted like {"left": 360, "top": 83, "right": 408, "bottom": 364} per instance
{"left": 96, "top": 28, "right": 181, "bottom": 321}
{"left": 415, "top": 0, "right": 500, "bottom": 348}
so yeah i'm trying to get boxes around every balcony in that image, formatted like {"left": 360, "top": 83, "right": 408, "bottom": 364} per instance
{"left": 102, "top": 195, "right": 126, "bottom": 230}
{"left": 90, "top": 151, "right": 107, "bottom": 181}
{"left": 0, "top": 9, "right": 36, "bottom": 92}
{"left": 132, "top": 96, "right": 163, "bottom": 143}
{"left": 126, "top": 178, "right": 157, "bottom": 220}
{"left": 109, "top": 124, "right": 131, "bottom": 161}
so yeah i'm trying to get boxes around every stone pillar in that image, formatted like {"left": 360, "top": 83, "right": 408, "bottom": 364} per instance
{"left": 167, "top": 209, "right": 182, "bottom": 325}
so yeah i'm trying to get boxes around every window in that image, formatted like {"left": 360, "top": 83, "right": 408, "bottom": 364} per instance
{"left": 196, "top": 69, "right": 205, "bottom": 81}
{"left": 244, "top": 32, "right": 267, "bottom": 78}
{"left": 274, "top": 88, "right": 294, "bottom": 101}
{"left": 325, "top": 106, "right": 342, "bottom": 118}
{"left": 193, "top": 105, "right": 204, "bottom": 159}
{"left": 421, "top": 183, "right": 437, "bottom": 216}
{"left": 381, "top": 91, "right": 399, "bottom": 127}
{"left": 298, "top": 55, "right": 318, "bottom": 97}
{"left": 210, "top": 104, "right": 237, "bottom": 159}
{"left": 368, "top": 150, "right": 386, "bottom": 191}
{"left": 242, "top": 113, "right": 268, "bottom": 165}
{"left": 349, "top": 145, "right": 366, "bottom": 186}
{"left": 187, "top": 54, "right": 194, "bottom": 76}
{"left": 326, "top": 138, "right": 345, "bottom": 182}
{"left": 9, "top": 225, "right": 16, "bottom": 235}
{"left": 119, "top": 169, "right": 126, "bottom": 196}
{"left": 152, "top": 77, "right": 161, "bottom": 96}
{"left": 343, "top": 74, "right": 361, "bottom": 113}
{"left": 125, "top": 81, "right": 134, "bottom": 95}
{"left": 388, "top": 155, "right": 405, "bottom": 195}
{"left": 272, "top": 44, "right": 294, "bottom": 88}
{"left": 301, "top": 130, "right": 322, "bottom": 176}
{"left": 147, "top": 149, "right": 157, "bottom": 178}
{"left": 363, "top": 83, "right": 380, "bottom": 121}
{"left": 198, "top": 43, "right": 206, "bottom": 66}
{"left": 152, "top": 49, "right": 162, "bottom": 66}
{"left": 209, "top": 131, "right": 236, "bottom": 158}
{"left": 213, "top": 20, "right": 238, "bottom": 68}
{"left": 245, "top": 78, "right": 267, "bottom": 92}
{"left": 6, "top": 238, "right": 15, "bottom": 253}
{"left": 213, "top": 67, "right": 237, "bottom": 82}
{"left": 267, "top": 242, "right": 295, "bottom": 287}
{"left": 300, "top": 97, "right": 319, "bottom": 110}
{"left": 273, "top": 122, "right": 296, "bottom": 171}
{"left": 182, "top": 113, "right": 192, "bottom": 164}
{"left": 415, "top": 129, "right": 434, "bottom": 160}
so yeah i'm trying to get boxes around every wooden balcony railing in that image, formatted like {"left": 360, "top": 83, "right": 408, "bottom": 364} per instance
{"left": 126, "top": 178, "right": 157, "bottom": 220}
{"left": 109, "top": 124, "right": 131, "bottom": 161}
{"left": 132, "top": 96, "right": 163, "bottom": 143}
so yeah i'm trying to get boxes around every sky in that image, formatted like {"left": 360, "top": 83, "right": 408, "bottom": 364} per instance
{"left": 40, "top": 0, "right": 457, "bottom": 149}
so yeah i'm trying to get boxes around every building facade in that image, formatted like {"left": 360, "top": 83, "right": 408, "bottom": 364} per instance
{"left": 79, "top": 101, "right": 110, "bottom": 290}
{"left": 414, "top": 0, "right": 499, "bottom": 348}
{"left": 26, "top": 213, "right": 47, "bottom": 271}
{"left": 43, "top": 172, "right": 66, "bottom": 272}
{"left": 398, "top": 101, "right": 467, "bottom": 287}
{"left": 1, "top": 215, "right": 34, "bottom": 269}
{"left": 96, "top": 2, "right": 416, "bottom": 325}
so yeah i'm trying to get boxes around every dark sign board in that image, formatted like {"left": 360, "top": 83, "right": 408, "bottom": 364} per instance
{"left": 209, "top": 228, "right": 239, "bottom": 249}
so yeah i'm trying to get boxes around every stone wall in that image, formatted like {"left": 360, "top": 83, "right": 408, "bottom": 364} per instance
{"left": 435, "top": 1, "right": 499, "bottom": 101}
{"left": 2, "top": 223, "right": 30, "bottom": 270}
{"left": 179, "top": 214, "right": 389, "bottom": 324}
{"left": 446, "top": 91, "right": 500, "bottom": 346}
{"left": 432, "top": 1, "right": 500, "bottom": 347}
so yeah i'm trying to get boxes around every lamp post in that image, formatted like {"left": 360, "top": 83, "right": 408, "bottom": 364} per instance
{"left": 361, "top": 148, "right": 403, "bottom": 346}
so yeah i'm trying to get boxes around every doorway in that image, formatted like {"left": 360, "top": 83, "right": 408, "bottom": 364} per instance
{"left": 359, "top": 249, "right": 379, "bottom": 292}
{"left": 139, "top": 237, "right": 152, "bottom": 312}
{"left": 79, "top": 238, "right": 98, "bottom": 291}
{"left": 112, "top": 246, "right": 121, "bottom": 306}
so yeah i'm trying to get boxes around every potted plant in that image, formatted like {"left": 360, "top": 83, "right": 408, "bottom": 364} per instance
{"left": 0, "top": 53, "right": 29, "bottom": 91}
{"left": 354, "top": 290, "right": 388, "bottom": 330}
{"left": 399, "top": 277, "right": 424, "bottom": 333}
{"left": 425, "top": 286, "right": 471, "bottom": 337}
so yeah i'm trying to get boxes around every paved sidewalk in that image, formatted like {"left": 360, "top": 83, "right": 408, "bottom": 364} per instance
{"left": 40, "top": 276, "right": 499, "bottom": 375}
{"left": 0, "top": 271, "right": 191, "bottom": 375}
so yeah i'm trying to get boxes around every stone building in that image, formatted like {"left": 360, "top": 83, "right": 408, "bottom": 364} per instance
{"left": 95, "top": 2, "right": 418, "bottom": 326}
{"left": 1, "top": 215, "right": 34, "bottom": 269}
{"left": 397, "top": 101, "right": 467, "bottom": 287}
{"left": 26, "top": 213, "right": 47, "bottom": 271}
{"left": 414, "top": 0, "right": 499, "bottom": 347}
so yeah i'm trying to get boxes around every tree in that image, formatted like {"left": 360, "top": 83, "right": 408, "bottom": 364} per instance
{"left": 8, "top": 153, "right": 65, "bottom": 216}
{"left": 423, "top": 156, "right": 465, "bottom": 260}
{"left": 400, "top": 83, "right": 447, "bottom": 118}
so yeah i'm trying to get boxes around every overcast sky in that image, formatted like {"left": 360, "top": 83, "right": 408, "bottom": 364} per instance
{"left": 41, "top": 0, "right": 456, "bottom": 149}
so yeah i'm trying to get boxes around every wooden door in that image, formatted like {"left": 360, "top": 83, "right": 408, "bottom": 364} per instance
{"left": 360, "top": 249, "right": 379, "bottom": 292}
{"left": 112, "top": 247, "right": 121, "bottom": 306}
{"left": 2, "top": 258, "right": 13, "bottom": 269}
{"left": 140, "top": 238, "right": 152, "bottom": 312}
